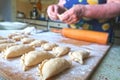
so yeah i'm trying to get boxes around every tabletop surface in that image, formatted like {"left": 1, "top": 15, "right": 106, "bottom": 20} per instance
{"left": 0, "top": 45, "right": 119, "bottom": 80}
{"left": 0, "top": 30, "right": 119, "bottom": 80}
{"left": 90, "top": 44, "right": 120, "bottom": 80}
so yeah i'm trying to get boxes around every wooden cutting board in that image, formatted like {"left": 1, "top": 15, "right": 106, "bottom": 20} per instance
{"left": 0, "top": 32, "right": 110, "bottom": 80}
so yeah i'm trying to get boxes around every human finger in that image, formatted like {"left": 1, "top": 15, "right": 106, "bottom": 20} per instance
{"left": 47, "top": 6, "right": 59, "bottom": 20}
{"left": 57, "top": 12, "right": 70, "bottom": 22}
{"left": 67, "top": 18, "right": 79, "bottom": 24}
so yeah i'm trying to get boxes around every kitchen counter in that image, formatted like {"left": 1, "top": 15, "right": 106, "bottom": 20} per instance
{"left": 0, "top": 30, "right": 120, "bottom": 80}
{"left": 90, "top": 43, "right": 120, "bottom": 80}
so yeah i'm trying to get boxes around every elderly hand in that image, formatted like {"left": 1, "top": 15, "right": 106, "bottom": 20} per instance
{"left": 47, "top": 4, "right": 66, "bottom": 20}
{"left": 58, "top": 5, "right": 86, "bottom": 24}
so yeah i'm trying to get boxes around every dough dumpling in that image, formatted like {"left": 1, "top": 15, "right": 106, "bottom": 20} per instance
{"left": 21, "top": 50, "right": 54, "bottom": 71}
{"left": 29, "top": 40, "right": 48, "bottom": 47}
{"left": 0, "top": 39, "right": 15, "bottom": 44}
{"left": 2, "top": 44, "right": 35, "bottom": 59}
{"left": 0, "top": 43, "right": 17, "bottom": 52}
{"left": 41, "top": 43, "right": 58, "bottom": 51}
{"left": 0, "top": 36, "right": 7, "bottom": 40}
{"left": 69, "top": 50, "right": 90, "bottom": 64}
{"left": 52, "top": 46, "right": 70, "bottom": 57}
{"left": 38, "top": 58, "right": 71, "bottom": 80}
{"left": 8, "top": 32, "right": 21, "bottom": 39}
{"left": 11, "top": 35, "right": 28, "bottom": 41}
{"left": 21, "top": 37, "right": 35, "bottom": 44}
{"left": 8, "top": 32, "right": 29, "bottom": 39}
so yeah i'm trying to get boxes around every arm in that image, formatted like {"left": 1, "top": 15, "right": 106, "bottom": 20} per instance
{"left": 84, "top": 0, "right": 120, "bottom": 19}
{"left": 59, "top": 0, "right": 120, "bottom": 24}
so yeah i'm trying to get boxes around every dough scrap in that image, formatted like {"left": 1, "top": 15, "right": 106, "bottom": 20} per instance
{"left": 0, "top": 43, "right": 17, "bottom": 52}
{"left": 69, "top": 50, "right": 90, "bottom": 64}
{"left": 41, "top": 43, "right": 58, "bottom": 51}
{"left": 2, "top": 44, "right": 35, "bottom": 59}
{"left": 21, "top": 37, "right": 35, "bottom": 44}
{"left": 21, "top": 50, "right": 54, "bottom": 71}
{"left": 29, "top": 40, "right": 48, "bottom": 47}
{"left": 52, "top": 46, "right": 70, "bottom": 57}
{"left": 38, "top": 58, "right": 71, "bottom": 80}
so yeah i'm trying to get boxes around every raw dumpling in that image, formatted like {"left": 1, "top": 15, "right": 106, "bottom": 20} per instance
{"left": 69, "top": 50, "right": 90, "bottom": 64}
{"left": 0, "top": 36, "right": 7, "bottom": 40}
{"left": 0, "top": 39, "right": 15, "bottom": 44}
{"left": 38, "top": 58, "right": 71, "bottom": 80}
{"left": 8, "top": 32, "right": 22, "bottom": 39}
{"left": 8, "top": 32, "right": 29, "bottom": 39}
{"left": 11, "top": 35, "right": 28, "bottom": 41}
{"left": 21, "top": 37, "right": 35, "bottom": 44}
{"left": 41, "top": 43, "right": 58, "bottom": 51}
{"left": 0, "top": 43, "right": 17, "bottom": 52}
{"left": 2, "top": 44, "right": 35, "bottom": 59}
{"left": 29, "top": 40, "right": 48, "bottom": 47}
{"left": 52, "top": 46, "right": 70, "bottom": 57}
{"left": 21, "top": 50, "right": 54, "bottom": 71}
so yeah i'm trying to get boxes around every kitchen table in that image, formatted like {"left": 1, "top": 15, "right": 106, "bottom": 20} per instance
{"left": 90, "top": 43, "right": 120, "bottom": 80}
{"left": 0, "top": 30, "right": 119, "bottom": 80}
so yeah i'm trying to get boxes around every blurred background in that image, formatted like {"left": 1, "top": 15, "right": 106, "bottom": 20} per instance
{"left": 0, "top": 0, "right": 119, "bottom": 44}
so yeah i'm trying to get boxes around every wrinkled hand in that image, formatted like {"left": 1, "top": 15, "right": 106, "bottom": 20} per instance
{"left": 47, "top": 4, "right": 66, "bottom": 20}
{"left": 58, "top": 5, "right": 86, "bottom": 24}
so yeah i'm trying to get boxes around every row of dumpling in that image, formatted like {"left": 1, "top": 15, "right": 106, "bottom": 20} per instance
{"left": 8, "top": 32, "right": 90, "bottom": 58}
{"left": 9, "top": 33, "right": 90, "bottom": 65}
{"left": 5, "top": 32, "right": 72, "bottom": 57}
{"left": 0, "top": 32, "right": 28, "bottom": 52}
{"left": 0, "top": 32, "right": 71, "bottom": 58}
{"left": 0, "top": 33, "right": 71, "bottom": 80}
{"left": 1, "top": 44, "right": 71, "bottom": 80}
{"left": 0, "top": 32, "right": 90, "bottom": 80}
{"left": 1, "top": 31, "right": 90, "bottom": 66}
{"left": 6, "top": 32, "right": 72, "bottom": 57}
{"left": 0, "top": 31, "right": 32, "bottom": 52}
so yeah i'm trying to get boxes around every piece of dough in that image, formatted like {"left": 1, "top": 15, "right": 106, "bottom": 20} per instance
{"left": 11, "top": 35, "right": 28, "bottom": 41}
{"left": 29, "top": 40, "right": 48, "bottom": 47}
{"left": 21, "top": 37, "right": 35, "bottom": 44}
{"left": 0, "top": 39, "right": 15, "bottom": 44}
{"left": 38, "top": 58, "right": 71, "bottom": 80}
{"left": 0, "top": 36, "right": 7, "bottom": 40}
{"left": 0, "top": 43, "right": 17, "bottom": 52}
{"left": 8, "top": 32, "right": 22, "bottom": 39}
{"left": 21, "top": 50, "right": 54, "bottom": 71}
{"left": 69, "top": 50, "right": 90, "bottom": 64}
{"left": 52, "top": 46, "right": 70, "bottom": 57}
{"left": 8, "top": 32, "right": 29, "bottom": 39}
{"left": 41, "top": 43, "right": 58, "bottom": 51}
{"left": 2, "top": 44, "right": 35, "bottom": 59}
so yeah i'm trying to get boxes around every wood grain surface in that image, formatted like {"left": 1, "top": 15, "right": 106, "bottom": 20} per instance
{"left": 0, "top": 32, "right": 110, "bottom": 80}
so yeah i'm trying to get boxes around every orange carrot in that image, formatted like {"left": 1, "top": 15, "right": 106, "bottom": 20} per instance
{"left": 61, "top": 28, "right": 109, "bottom": 44}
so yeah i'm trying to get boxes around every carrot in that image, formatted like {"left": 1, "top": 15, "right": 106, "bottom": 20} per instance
{"left": 61, "top": 28, "right": 109, "bottom": 44}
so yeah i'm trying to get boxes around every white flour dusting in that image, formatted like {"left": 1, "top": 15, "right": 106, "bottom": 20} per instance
{"left": 0, "top": 31, "right": 110, "bottom": 80}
